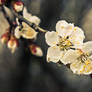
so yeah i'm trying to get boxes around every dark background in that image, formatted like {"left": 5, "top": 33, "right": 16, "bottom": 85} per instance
{"left": 0, "top": 0, "right": 92, "bottom": 92}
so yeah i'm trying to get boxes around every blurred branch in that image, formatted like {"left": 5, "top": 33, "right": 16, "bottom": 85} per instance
{"left": 1, "top": 6, "right": 13, "bottom": 26}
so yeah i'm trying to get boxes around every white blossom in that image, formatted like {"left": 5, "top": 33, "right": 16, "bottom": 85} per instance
{"left": 68, "top": 41, "right": 92, "bottom": 75}
{"left": 21, "top": 23, "right": 38, "bottom": 39}
{"left": 45, "top": 20, "right": 85, "bottom": 64}
{"left": 14, "top": 23, "right": 38, "bottom": 39}
{"left": 16, "top": 7, "right": 40, "bottom": 27}
{"left": 23, "top": 7, "right": 40, "bottom": 25}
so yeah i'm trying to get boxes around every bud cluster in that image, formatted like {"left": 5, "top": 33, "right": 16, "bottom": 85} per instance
{"left": 0, "top": 0, "right": 43, "bottom": 57}
{"left": 1, "top": 28, "right": 19, "bottom": 53}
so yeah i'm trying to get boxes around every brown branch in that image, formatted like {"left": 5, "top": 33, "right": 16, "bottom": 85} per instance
{"left": 12, "top": 10, "right": 47, "bottom": 33}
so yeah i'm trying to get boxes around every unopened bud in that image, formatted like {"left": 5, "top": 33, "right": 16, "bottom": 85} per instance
{"left": 0, "top": 0, "right": 6, "bottom": 5}
{"left": 29, "top": 44, "right": 43, "bottom": 57}
{"left": 13, "top": 1, "right": 24, "bottom": 12}
{"left": 7, "top": 36, "right": 19, "bottom": 53}
{"left": 1, "top": 31, "right": 10, "bottom": 44}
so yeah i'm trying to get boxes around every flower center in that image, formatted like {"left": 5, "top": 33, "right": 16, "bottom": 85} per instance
{"left": 77, "top": 50, "right": 90, "bottom": 63}
{"left": 57, "top": 37, "right": 72, "bottom": 50}
{"left": 79, "top": 54, "right": 88, "bottom": 62}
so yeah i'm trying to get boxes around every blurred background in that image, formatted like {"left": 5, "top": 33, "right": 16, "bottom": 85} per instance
{"left": 0, "top": 0, "right": 92, "bottom": 92}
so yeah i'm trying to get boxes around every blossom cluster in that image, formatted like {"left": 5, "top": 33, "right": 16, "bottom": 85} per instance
{"left": 45, "top": 20, "right": 92, "bottom": 75}
{"left": 0, "top": 1, "right": 43, "bottom": 57}
{"left": 1, "top": 0, "right": 92, "bottom": 76}
{"left": 15, "top": 7, "right": 40, "bottom": 40}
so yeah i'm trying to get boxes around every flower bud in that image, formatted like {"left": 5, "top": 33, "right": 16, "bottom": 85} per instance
{"left": 1, "top": 31, "right": 10, "bottom": 44}
{"left": 29, "top": 44, "right": 43, "bottom": 57}
{"left": 13, "top": 1, "right": 24, "bottom": 12}
{"left": 7, "top": 36, "right": 19, "bottom": 53}
{"left": 0, "top": 0, "right": 6, "bottom": 5}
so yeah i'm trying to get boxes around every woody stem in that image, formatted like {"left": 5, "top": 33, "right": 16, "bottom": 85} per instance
{"left": 12, "top": 10, "right": 47, "bottom": 33}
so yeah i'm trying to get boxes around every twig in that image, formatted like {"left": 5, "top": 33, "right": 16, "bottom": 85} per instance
{"left": 12, "top": 10, "right": 47, "bottom": 33}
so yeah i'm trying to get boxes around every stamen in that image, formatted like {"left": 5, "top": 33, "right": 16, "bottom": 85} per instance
{"left": 80, "top": 65, "right": 86, "bottom": 73}
{"left": 77, "top": 51, "right": 91, "bottom": 66}
{"left": 58, "top": 37, "right": 72, "bottom": 50}
{"left": 85, "top": 61, "right": 90, "bottom": 65}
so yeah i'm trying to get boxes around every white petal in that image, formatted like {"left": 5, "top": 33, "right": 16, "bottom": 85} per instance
{"left": 64, "top": 23, "right": 74, "bottom": 36}
{"left": 23, "top": 7, "right": 32, "bottom": 19}
{"left": 81, "top": 41, "right": 92, "bottom": 54}
{"left": 47, "top": 46, "right": 61, "bottom": 63}
{"left": 70, "top": 61, "right": 85, "bottom": 75}
{"left": 22, "top": 22, "right": 29, "bottom": 28}
{"left": 29, "top": 16, "right": 40, "bottom": 25}
{"left": 16, "top": 18, "right": 20, "bottom": 25}
{"left": 70, "top": 56, "right": 92, "bottom": 75}
{"left": 14, "top": 26, "right": 22, "bottom": 39}
{"left": 69, "top": 26, "right": 85, "bottom": 48}
{"left": 23, "top": 7, "right": 40, "bottom": 25}
{"left": 83, "top": 61, "right": 92, "bottom": 75}
{"left": 56, "top": 20, "right": 74, "bottom": 37}
{"left": 56, "top": 20, "right": 68, "bottom": 32}
{"left": 21, "top": 26, "right": 38, "bottom": 39}
{"left": 45, "top": 31, "right": 59, "bottom": 46}
{"left": 60, "top": 49, "right": 80, "bottom": 65}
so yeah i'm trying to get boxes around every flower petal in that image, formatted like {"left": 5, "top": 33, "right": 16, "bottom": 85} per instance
{"left": 69, "top": 27, "right": 85, "bottom": 48}
{"left": 29, "top": 16, "right": 40, "bottom": 25}
{"left": 56, "top": 20, "right": 68, "bottom": 32}
{"left": 14, "top": 26, "right": 22, "bottom": 39}
{"left": 23, "top": 7, "right": 32, "bottom": 19}
{"left": 70, "top": 61, "right": 85, "bottom": 74}
{"left": 60, "top": 49, "right": 80, "bottom": 65}
{"left": 23, "top": 7, "right": 40, "bottom": 25}
{"left": 16, "top": 18, "right": 20, "bottom": 25}
{"left": 83, "top": 61, "right": 92, "bottom": 75}
{"left": 56, "top": 20, "right": 74, "bottom": 37}
{"left": 45, "top": 31, "right": 59, "bottom": 46}
{"left": 81, "top": 41, "right": 92, "bottom": 54}
{"left": 47, "top": 46, "right": 61, "bottom": 63}
{"left": 21, "top": 26, "right": 38, "bottom": 39}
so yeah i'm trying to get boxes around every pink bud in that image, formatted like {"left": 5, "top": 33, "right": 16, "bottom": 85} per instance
{"left": 1, "top": 31, "right": 10, "bottom": 44}
{"left": 13, "top": 1, "right": 24, "bottom": 12}
{"left": 29, "top": 44, "right": 43, "bottom": 57}
{"left": 7, "top": 36, "right": 19, "bottom": 53}
{"left": 0, "top": 0, "right": 6, "bottom": 5}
